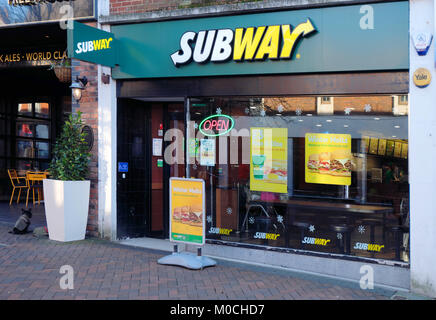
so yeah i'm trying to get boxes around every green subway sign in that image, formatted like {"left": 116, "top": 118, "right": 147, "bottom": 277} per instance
{"left": 68, "top": 21, "right": 118, "bottom": 67}
{"left": 111, "top": 1, "right": 408, "bottom": 79}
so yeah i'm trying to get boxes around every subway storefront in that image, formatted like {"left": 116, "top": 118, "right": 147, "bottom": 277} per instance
{"left": 82, "top": 1, "right": 410, "bottom": 284}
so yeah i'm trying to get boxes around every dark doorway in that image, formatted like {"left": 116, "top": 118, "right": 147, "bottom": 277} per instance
{"left": 117, "top": 98, "right": 185, "bottom": 239}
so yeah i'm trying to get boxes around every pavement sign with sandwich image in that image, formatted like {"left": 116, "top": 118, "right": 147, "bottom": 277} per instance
{"left": 158, "top": 177, "right": 216, "bottom": 270}
{"left": 169, "top": 178, "right": 205, "bottom": 245}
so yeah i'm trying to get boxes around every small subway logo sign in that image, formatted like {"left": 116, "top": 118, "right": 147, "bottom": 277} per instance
{"left": 302, "top": 237, "right": 331, "bottom": 246}
{"left": 254, "top": 232, "right": 280, "bottom": 240}
{"left": 170, "top": 19, "right": 316, "bottom": 66}
{"left": 208, "top": 227, "right": 232, "bottom": 235}
{"left": 353, "top": 242, "right": 384, "bottom": 252}
{"left": 75, "top": 38, "right": 113, "bottom": 54}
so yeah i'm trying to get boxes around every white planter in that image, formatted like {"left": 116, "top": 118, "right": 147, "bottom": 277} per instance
{"left": 43, "top": 179, "right": 90, "bottom": 242}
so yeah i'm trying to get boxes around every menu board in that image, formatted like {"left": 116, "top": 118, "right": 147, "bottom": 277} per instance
{"left": 386, "top": 140, "right": 395, "bottom": 157}
{"left": 362, "top": 136, "right": 370, "bottom": 153}
{"left": 369, "top": 138, "right": 379, "bottom": 154}
{"left": 250, "top": 128, "right": 288, "bottom": 193}
{"left": 170, "top": 178, "right": 205, "bottom": 245}
{"left": 305, "top": 133, "right": 352, "bottom": 186}
{"left": 394, "top": 141, "right": 403, "bottom": 157}
{"left": 401, "top": 143, "right": 408, "bottom": 159}
{"left": 378, "top": 139, "right": 387, "bottom": 156}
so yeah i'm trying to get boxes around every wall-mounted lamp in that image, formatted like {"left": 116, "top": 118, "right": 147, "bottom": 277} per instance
{"left": 70, "top": 76, "right": 88, "bottom": 102}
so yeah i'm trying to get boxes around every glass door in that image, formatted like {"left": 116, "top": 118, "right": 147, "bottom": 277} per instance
{"left": 161, "top": 103, "right": 185, "bottom": 238}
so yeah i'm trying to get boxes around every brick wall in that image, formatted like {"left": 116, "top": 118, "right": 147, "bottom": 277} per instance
{"left": 110, "top": 0, "right": 259, "bottom": 15}
{"left": 334, "top": 96, "right": 393, "bottom": 113}
{"left": 71, "top": 55, "right": 99, "bottom": 238}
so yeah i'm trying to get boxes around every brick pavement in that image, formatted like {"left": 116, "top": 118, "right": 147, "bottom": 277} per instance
{"left": 0, "top": 222, "right": 401, "bottom": 301}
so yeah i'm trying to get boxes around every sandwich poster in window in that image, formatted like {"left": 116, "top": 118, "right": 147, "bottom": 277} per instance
{"left": 305, "top": 133, "right": 352, "bottom": 186}
{"left": 250, "top": 128, "right": 288, "bottom": 193}
{"left": 170, "top": 178, "right": 205, "bottom": 245}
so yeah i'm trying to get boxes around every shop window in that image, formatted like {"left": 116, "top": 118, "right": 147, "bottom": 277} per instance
{"left": 398, "top": 95, "right": 408, "bottom": 105}
{"left": 16, "top": 140, "right": 34, "bottom": 158}
{"left": 316, "top": 96, "right": 334, "bottom": 115}
{"left": 17, "top": 122, "right": 34, "bottom": 137}
{"left": 35, "top": 124, "right": 49, "bottom": 139}
{"left": 187, "top": 95, "right": 409, "bottom": 263}
{"left": 320, "top": 96, "right": 332, "bottom": 104}
{"left": 15, "top": 102, "right": 51, "bottom": 171}
{"left": 16, "top": 160, "right": 32, "bottom": 172}
{"left": 18, "top": 103, "right": 32, "bottom": 116}
{"left": 35, "top": 142, "right": 49, "bottom": 159}
{"left": 35, "top": 102, "right": 50, "bottom": 118}
{"left": 393, "top": 95, "right": 409, "bottom": 116}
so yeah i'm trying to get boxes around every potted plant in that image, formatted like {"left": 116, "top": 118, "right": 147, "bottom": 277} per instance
{"left": 43, "top": 111, "right": 92, "bottom": 242}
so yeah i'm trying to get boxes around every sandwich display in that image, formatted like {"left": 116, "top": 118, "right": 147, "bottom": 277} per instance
{"left": 172, "top": 204, "right": 203, "bottom": 227}
{"left": 307, "top": 154, "right": 319, "bottom": 172}
{"left": 173, "top": 206, "right": 182, "bottom": 221}
{"left": 173, "top": 206, "right": 190, "bottom": 223}
{"left": 318, "top": 152, "right": 331, "bottom": 174}
{"left": 329, "top": 149, "right": 352, "bottom": 176}
{"left": 188, "top": 204, "right": 203, "bottom": 227}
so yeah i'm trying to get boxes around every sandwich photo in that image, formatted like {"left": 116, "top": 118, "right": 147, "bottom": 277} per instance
{"left": 307, "top": 153, "right": 319, "bottom": 172}
{"left": 268, "top": 160, "right": 288, "bottom": 181}
{"left": 173, "top": 206, "right": 182, "bottom": 221}
{"left": 318, "top": 152, "right": 331, "bottom": 174}
{"left": 179, "top": 206, "right": 190, "bottom": 224}
{"left": 188, "top": 204, "right": 203, "bottom": 227}
{"left": 329, "top": 149, "right": 352, "bottom": 177}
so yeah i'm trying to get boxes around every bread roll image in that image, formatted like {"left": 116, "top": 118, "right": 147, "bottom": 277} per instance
{"left": 307, "top": 153, "right": 320, "bottom": 172}
{"left": 188, "top": 204, "right": 203, "bottom": 227}
{"left": 173, "top": 207, "right": 182, "bottom": 221}
{"left": 318, "top": 152, "right": 331, "bottom": 174}
{"left": 329, "top": 149, "right": 352, "bottom": 176}
{"left": 190, "top": 204, "right": 203, "bottom": 214}
{"left": 180, "top": 206, "right": 190, "bottom": 223}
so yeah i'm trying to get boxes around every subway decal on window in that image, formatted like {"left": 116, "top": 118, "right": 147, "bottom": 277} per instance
{"left": 170, "top": 19, "right": 316, "bottom": 67}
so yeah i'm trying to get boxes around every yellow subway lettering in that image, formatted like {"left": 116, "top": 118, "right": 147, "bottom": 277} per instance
{"left": 233, "top": 26, "right": 266, "bottom": 61}
{"left": 255, "top": 25, "right": 280, "bottom": 60}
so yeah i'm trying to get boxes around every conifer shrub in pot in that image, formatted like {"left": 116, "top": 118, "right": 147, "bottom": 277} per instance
{"left": 43, "top": 112, "right": 92, "bottom": 242}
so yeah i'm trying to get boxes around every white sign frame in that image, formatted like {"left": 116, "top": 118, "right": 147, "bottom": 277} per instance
{"left": 169, "top": 177, "right": 206, "bottom": 246}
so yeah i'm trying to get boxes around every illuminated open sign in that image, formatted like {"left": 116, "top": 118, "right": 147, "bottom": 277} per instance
{"left": 199, "top": 114, "right": 234, "bottom": 137}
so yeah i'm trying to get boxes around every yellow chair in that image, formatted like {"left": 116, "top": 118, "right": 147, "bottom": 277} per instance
{"left": 7, "top": 169, "right": 27, "bottom": 205}
{"left": 26, "top": 171, "right": 48, "bottom": 207}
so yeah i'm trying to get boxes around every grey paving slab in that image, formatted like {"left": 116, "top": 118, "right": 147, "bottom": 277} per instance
{"left": 0, "top": 203, "right": 430, "bottom": 301}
